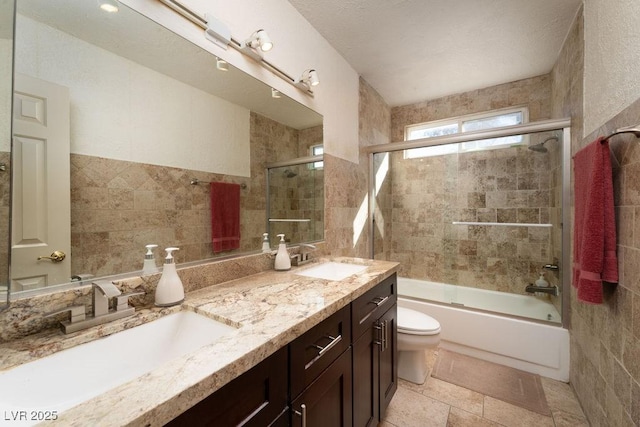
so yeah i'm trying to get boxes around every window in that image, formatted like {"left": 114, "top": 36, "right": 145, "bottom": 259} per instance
{"left": 404, "top": 107, "right": 528, "bottom": 159}
{"left": 310, "top": 144, "right": 323, "bottom": 169}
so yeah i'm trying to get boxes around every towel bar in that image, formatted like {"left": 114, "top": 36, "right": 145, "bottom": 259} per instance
{"left": 190, "top": 178, "right": 246, "bottom": 189}
{"left": 602, "top": 124, "right": 640, "bottom": 143}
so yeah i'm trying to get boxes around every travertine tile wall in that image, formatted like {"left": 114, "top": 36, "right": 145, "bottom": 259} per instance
{"left": 385, "top": 142, "right": 555, "bottom": 295}
{"left": 70, "top": 113, "right": 321, "bottom": 279}
{"left": 325, "top": 78, "right": 391, "bottom": 258}
{"left": 380, "top": 75, "right": 559, "bottom": 296}
{"left": 553, "top": 7, "right": 640, "bottom": 425}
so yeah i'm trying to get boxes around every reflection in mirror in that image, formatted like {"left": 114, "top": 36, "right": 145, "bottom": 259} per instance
{"left": 10, "top": 0, "right": 322, "bottom": 297}
{"left": 267, "top": 155, "right": 324, "bottom": 247}
{"left": 0, "top": 0, "right": 14, "bottom": 309}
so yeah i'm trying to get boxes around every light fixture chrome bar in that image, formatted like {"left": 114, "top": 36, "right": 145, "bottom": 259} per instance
{"left": 364, "top": 118, "right": 571, "bottom": 154}
{"left": 157, "top": 0, "right": 314, "bottom": 96}
{"left": 452, "top": 221, "right": 552, "bottom": 228}
{"left": 265, "top": 155, "right": 322, "bottom": 169}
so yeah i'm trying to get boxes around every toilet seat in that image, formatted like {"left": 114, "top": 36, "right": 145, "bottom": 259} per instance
{"left": 397, "top": 307, "right": 441, "bottom": 336}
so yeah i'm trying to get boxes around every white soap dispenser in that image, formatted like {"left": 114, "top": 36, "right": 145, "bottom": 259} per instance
{"left": 535, "top": 272, "right": 549, "bottom": 287}
{"left": 274, "top": 234, "right": 291, "bottom": 271}
{"left": 155, "top": 247, "right": 185, "bottom": 307}
{"left": 261, "top": 233, "right": 271, "bottom": 253}
{"left": 142, "top": 244, "right": 159, "bottom": 275}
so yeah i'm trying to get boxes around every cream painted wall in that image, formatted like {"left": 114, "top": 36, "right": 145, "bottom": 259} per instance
{"left": 15, "top": 15, "right": 251, "bottom": 177}
{"left": 583, "top": 0, "right": 640, "bottom": 137}
{"left": 122, "top": 0, "right": 360, "bottom": 164}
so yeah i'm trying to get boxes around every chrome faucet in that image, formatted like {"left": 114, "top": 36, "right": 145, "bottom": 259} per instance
{"left": 292, "top": 243, "right": 317, "bottom": 266}
{"left": 525, "top": 283, "right": 559, "bottom": 296}
{"left": 45, "top": 281, "right": 145, "bottom": 334}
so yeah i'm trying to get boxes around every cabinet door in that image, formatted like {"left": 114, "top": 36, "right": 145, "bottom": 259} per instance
{"left": 290, "top": 305, "right": 351, "bottom": 399}
{"left": 166, "top": 347, "right": 288, "bottom": 427}
{"left": 378, "top": 305, "right": 398, "bottom": 419}
{"left": 352, "top": 326, "right": 379, "bottom": 427}
{"left": 291, "top": 348, "right": 353, "bottom": 427}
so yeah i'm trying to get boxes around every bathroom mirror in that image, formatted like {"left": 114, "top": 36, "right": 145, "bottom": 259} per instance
{"left": 0, "top": 0, "right": 15, "bottom": 309}
{"left": 7, "top": 0, "right": 323, "bottom": 297}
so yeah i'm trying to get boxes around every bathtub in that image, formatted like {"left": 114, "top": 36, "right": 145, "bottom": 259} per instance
{"left": 398, "top": 277, "right": 570, "bottom": 381}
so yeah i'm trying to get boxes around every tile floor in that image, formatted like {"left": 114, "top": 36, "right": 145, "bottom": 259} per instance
{"left": 381, "top": 350, "right": 589, "bottom": 427}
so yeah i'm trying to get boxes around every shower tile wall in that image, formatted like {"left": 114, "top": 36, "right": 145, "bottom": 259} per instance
{"left": 265, "top": 117, "right": 324, "bottom": 245}
{"left": 70, "top": 113, "right": 320, "bottom": 279}
{"left": 388, "top": 145, "right": 554, "bottom": 294}
{"left": 384, "top": 75, "right": 559, "bottom": 296}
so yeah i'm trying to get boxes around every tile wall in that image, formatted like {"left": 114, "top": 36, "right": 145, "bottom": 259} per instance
{"left": 69, "top": 113, "right": 322, "bottom": 280}
{"left": 375, "top": 75, "right": 563, "bottom": 297}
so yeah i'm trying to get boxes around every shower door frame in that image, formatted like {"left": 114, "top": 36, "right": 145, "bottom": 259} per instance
{"left": 365, "top": 118, "right": 572, "bottom": 329}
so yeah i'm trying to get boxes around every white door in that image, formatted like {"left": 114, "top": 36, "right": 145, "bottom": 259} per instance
{"left": 11, "top": 74, "right": 71, "bottom": 291}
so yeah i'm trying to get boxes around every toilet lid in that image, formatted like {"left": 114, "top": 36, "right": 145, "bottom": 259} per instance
{"left": 397, "top": 307, "right": 441, "bottom": 335}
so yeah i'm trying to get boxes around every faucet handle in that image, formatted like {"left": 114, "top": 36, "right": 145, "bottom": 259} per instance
{"left": 115, "top": 291, "right": 145, "bottom": 311}
{"left": 45, "top": 305, "right": 86, "bottom": 323}
{"left": 92, "top": 281, "right": 122, "bottom": 298}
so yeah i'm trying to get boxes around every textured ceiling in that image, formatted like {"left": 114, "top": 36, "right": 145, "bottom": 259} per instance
{"left": 288, "top": 0, "right": 582, "bottom": 107}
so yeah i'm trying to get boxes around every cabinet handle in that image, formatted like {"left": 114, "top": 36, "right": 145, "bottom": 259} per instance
{"left": 294, "top": 404, "right": 307, "bottom": 427}
{"left": 381, "top": 320, "right": 387, "bottom": 352}
{"left": 373, "top": 322, "right": 382, "bottom": 347}
{"left": 369, "top": 295, "right": 390, "bottom": 307}
{"left": 384, "top": 319, "right": 389, "bottom": 351}
{"left": 313, "top": 334, "right": 342, "bottom": 357}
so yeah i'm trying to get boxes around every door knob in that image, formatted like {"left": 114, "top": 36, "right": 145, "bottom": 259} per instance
{"left": 37, "top": 250, "right": 66, "bottom": 263}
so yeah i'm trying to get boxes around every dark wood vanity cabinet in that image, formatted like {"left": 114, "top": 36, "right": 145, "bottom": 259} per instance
{"left": 352, "top": 274, "right": 398, "bottom": 426}
{"left": 166, "top": 346, "right": 288, "bottom": 427}
{"left": 290, "top": 305, "right": 353, "bottom": 427}
{"left": 166, "top": 273, "right": 397, "bottom": 427}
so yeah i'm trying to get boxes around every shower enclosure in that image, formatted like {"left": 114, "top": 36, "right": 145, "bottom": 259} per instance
{"left": 368, "top": 119, "right": 571, "bottom": 326}
{"left": 266, "top": 155, "right": 324, "bottom": 246}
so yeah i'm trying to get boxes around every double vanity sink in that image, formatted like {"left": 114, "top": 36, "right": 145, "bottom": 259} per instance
{"left": 0, "top": 259, "right": 397, "bottom": 426}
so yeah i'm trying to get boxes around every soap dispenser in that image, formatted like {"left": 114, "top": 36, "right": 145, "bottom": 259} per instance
{"left": 261, "top": 233, "right": 271, "bottom": 253}
{"left": 155, "top": 247, "right": 185, "bottom": 307}
{"left": 142, "top": 244, "right": 159, "bottom": 275}
{"left": 274, "top": 234, "right": 291, "bottom": 271}
{"left": 535, "top": 272, "right": 549, "bottom": 287}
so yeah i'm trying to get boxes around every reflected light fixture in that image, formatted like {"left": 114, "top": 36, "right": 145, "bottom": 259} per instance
{"left": 205, "top": 13, "right": 231, "bottom": 49}
{"left": 295, "top": 69, "right": 320, "bottom": 89}
{"left": 98, "top": 0, "right": 119, "bottom": 13}
{"left": 271, "top": 88, "right": 282, "bottom": 99}
{"left": 245, "top": 29, "right": 273, "bottom": 52}
{"left": 216, "top": 57, "right": 229, "bottom": 71}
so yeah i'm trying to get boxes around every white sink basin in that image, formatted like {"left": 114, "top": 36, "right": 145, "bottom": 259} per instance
{"left": 296, "top": 262, "right": 368, "bottom": 281}
{"left": 0, "top": 311, "right": 236, "bottom": 423}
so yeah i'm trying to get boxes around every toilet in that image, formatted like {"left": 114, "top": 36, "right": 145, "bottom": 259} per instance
{"left": 397, "top": 306, "right": 441, "bottom": 384}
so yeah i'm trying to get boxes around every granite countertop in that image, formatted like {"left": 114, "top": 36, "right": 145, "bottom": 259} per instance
{"left": 0, "top": 257, "right": 398, "bottom": 426}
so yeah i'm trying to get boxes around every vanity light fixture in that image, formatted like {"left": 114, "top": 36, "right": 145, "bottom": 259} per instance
{"left": 216, "top": 57, "right": 229, "bottom": 71}
{"left": 245, "top": 29, "right": 273, "bottom": 53}
{"left": 98, "top": 0, "right": 119, "bottom": 13}
{"left": 205, "top": 13, "right": 231, "bottom": 49}
{"left": 295, "top": 69, "right": 320, "bottom": 89}
{"left": 271, "top": 88, "right": 282, "bottom": 98}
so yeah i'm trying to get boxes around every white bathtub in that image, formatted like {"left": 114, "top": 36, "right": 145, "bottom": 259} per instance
{"left": 398, "top": 277, "right": 570, "bottom": 381}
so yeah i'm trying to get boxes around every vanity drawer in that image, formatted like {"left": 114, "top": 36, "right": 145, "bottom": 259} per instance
{"left": 351, "top": 273, "right": 396, "bottom": 340}
{"left": 290, "top": 305, "right": 351, "bottom": 399}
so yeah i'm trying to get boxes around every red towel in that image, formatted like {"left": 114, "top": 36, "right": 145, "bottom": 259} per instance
{"left": 572, "top": 137, "right": 618, "bottom": 304}
{"left": 210, "top": 182, "right": 241, "bottom": 253}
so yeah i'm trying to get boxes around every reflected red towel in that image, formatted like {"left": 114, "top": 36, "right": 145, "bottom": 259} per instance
{"left": 210, "top": 182, "right": 241, "bottom": 253}
{"left": 573, "top": 137, "right": 618, "bottom": 304}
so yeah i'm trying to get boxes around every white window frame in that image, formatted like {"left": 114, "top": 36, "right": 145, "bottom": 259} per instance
{"left": 404, "top": 106, "right": 529, "bottom": 159}
{"left": 309, "top": 144, "right": 323, "bottom": 169}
